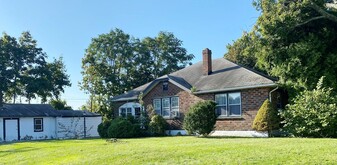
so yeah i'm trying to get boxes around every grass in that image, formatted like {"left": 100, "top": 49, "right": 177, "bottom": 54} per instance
{"left": 1, "top": 136, "right": 337, "bottom": 164}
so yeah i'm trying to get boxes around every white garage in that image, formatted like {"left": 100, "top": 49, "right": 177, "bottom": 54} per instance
{"left": 0, "top": 104, "right": 102, "bottom": 142}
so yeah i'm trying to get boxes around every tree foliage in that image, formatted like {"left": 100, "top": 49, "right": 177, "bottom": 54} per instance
{"left": 252, "top": 99, "right": 280, "bottom": 134}
{"left": 97, "top": 120, "right": 111, "bottom": 138}
{"left": 0, "top": 32, "right": 71, "bottom": 105}
{"left": 225, "top": 0, "right": 337, "bottom": 97}
{"left": 225, "top": 31, "right": 262, "bottom": 71}
{"left": 281, "top": 77, "right": 337, "bottom": 137}
{"left": 81, "top": 28, "right": 194, "bottom": 117}
{"left": 49, "top": 99, "right": 72, "bottom": 110}
{"left": 183, "top": 101, "right": 217, "bottom": 136}
{"left": 107, "top": 118, "right": 141, "bottom": 138}
{"left": 149, "top": 115, "right": 167, "bottom": 136}
{"left": 80, "top": 95, "right": 114, "bottom": 120}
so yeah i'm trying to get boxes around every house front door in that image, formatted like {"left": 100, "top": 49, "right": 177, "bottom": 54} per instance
{"left": 4, "top": 118, "right": 19, "bottom": 141}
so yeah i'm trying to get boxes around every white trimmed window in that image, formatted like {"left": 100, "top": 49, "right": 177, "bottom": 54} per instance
{"left": 119, "top": 102, "right": 142, "bottom": 118}
{"left": 153, "top": 99, "right": 161, "bottom": 115}
{"left": 162, "top": 98, "right": 170, "bottom": 117}
{"left": 152, "top": 96, "right": 179, "bottom": 118}
{"left": 171, "top": 97, "right": 179, "bottom": 117}
{"left": 34, "top": 118, "right": 43, "bottom": 132}
{"left": 215, "top": 92, "right": 241, "bottom": 117}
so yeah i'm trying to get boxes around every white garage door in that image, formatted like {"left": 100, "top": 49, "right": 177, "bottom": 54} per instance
{"left": 5, "top": 119, "right": 19, "bottom": 141}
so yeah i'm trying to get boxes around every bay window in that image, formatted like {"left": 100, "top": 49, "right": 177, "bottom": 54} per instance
{"left": 119, "top": 102, "right": 142, "bottom": 118}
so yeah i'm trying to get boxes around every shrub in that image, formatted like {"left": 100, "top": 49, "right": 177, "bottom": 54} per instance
{"left": 281, "top": 77, "right": 337, "bottom": 137}
{"left": 149, "top": 115, "right": 167, "bottom": 136}
{"left": 252, "top": 99, "right": 280, "bottom": 135}
{"left": 146, "top": 105, "right": 156, "bottom": 119}
{"left": 97, "top": 120, "right": 111, "bottom": 138}
{"left": 183, "top": 100, "right": 216, "bottom": 136}
{"left": 107, "top": 118, "right": 140, "bottom": 138}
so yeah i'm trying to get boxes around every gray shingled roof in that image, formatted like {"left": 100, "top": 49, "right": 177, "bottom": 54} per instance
{"left": 111, "top": 58, "right": 276, "bottom": 102}
{"left": 57, "top": 110, "right": 101, "bottom": 117}
{"left": 0, "top": 104, "right": 101, "bottom": 117}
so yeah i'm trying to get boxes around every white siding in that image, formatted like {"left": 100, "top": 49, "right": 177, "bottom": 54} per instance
{"left": 19, "top": 117, "right": 56, "bottom": 140}
{"left": 56, "top": 116, "right": 102, "bottom": 139}
{"left": 1, "top": 116, "right": 101, "bottom": 141}
{"left": 0, "top": 118, "right": 3, "bottom": 142}
{"left": 56, "top": 117, "right": 84, "bottom": 139}
{"left": 85, "top": 116, "right": 102, "bottom": 137}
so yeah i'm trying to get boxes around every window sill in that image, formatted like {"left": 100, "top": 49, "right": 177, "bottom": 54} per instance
{"left": 216, "top": 116, "right": 243, "bottom": 120}
{"left": 34, "top": 130, "right": 43, "bottom": 132}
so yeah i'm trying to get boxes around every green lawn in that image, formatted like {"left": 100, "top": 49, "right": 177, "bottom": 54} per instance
{"left": 1, "top": 137, "right": 337, "bottom": 164}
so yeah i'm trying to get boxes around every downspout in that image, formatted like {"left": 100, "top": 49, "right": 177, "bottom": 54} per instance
{"left": 269, "top": 87, "right": 279, "bottom": 103}
{"left": 84, "top": 117, "right": 86, "bottom": 138}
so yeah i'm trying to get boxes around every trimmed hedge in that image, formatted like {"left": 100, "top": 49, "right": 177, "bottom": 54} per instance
{"left": 149, "top": 115, "right": 167, "bottom": 136}
{"left": 107, "top": 118, "right": 141, "bottom": 138}
{"left": 183, "top": 100, "right": 216, "bottom": 136}
{"left": 97, "top": 120, "right": 111, "bottom": 138}
{"left": 252, "top": 99, "right": 280, "bottom": 134}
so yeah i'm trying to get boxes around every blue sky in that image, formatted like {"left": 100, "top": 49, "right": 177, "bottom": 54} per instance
{"left": 0, "top": 0, "right": 260, "bottom": 109}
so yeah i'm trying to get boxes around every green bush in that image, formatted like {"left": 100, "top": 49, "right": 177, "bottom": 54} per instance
{"left": 183, "top": 100, "right": 216, "bottom": 136}
{"left": 97, "top": 120, "right": 111, "bottom": 138}
{"left": 281, "top": 77, "right": 337, "bottom": 137}
{"left": 107, "top": 118, "right": 140, "bottom": 138}
{"left": 252, "top": 99, "right": 280, "bottom": 135}
{"left": 149, "top": 115, "right": 167, "bottom": 136}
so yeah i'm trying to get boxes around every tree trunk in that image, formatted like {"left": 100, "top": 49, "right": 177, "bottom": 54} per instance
{"left": 0, "top": 91, "right": 3, "bottom": 107}
{"left": 13, "top": 94, "right": 16, "bottom": 104}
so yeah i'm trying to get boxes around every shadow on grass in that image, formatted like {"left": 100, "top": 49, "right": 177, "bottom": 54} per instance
{"left": 0, "top": 137, "right": 103, "bottom": 145}
{"left": 203, "top": 136, "right": 257, "bottom": 139}
{"left": 0, "top": 147, "right": 39, "bottom": 157}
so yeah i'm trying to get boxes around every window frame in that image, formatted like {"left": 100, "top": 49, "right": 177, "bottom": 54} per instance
{"left": 153, "top": 99, "right": 162, "bottom": 115}
{"left": 162, "top": 97, "right": 171, "bottom": 117}
{"left": 34, "top": 118, "right": 43, "bottom": 132}
{"left": 215, "top": 92, "right": 242, "bottom": 118}
{"left": 134, "top": 107, "right": 141, "bottom": 118}
{"left": 228, "top": 92, "right": 242, "bottom": 116}
{"left": 152, "top": 96, "right": 180, "bottom": 118}
{"left": 215, "top": 94, "right": 227, "bottom": 116}
{"left": 118, "top": 102, "right": 142, "bottom": 118}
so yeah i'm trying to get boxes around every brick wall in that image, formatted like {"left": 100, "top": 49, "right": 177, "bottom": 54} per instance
{"left": 142, "top": 81, "right": 213, "bottom": 129}
{"left": 214, "top": 87, "right": 270, "bottom": 131}
{"left": 113, "top": 81, "right": 271, "bottom": 131}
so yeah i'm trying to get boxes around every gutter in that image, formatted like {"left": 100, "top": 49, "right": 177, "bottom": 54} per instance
{"left": 111, "top": 97, "right": 138, "bottom": 102}
{"left": 194, "top": 83, "right": 277, "bottom": 94}
{"left": 269, "top": 87, "right": 279, "bottom": 102}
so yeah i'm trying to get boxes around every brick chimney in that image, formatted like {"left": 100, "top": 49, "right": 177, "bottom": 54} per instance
{"left": 202, "top": 48, "right": 212, "bottom": 75}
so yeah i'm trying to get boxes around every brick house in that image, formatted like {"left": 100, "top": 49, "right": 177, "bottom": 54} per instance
{"left": 111, "top": 48, "right": 280, "bottom": 137}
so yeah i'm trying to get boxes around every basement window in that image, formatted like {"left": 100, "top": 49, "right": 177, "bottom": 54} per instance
{"left": 34, "top": 118, "right": 43, "bottom": 132}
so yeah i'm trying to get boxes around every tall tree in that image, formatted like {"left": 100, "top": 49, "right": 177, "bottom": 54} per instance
{"left": 0, "top": 33, "right": 19, "bottom": 105}
{"left": 46, "top": 57, "right": 71, "bottom": 101}
{"left": 81, "top": 28, "right": 194, "bottom": 117}
{"left": 142, "top": 32, "right": 194, "bottom": 78}
{"left": 225, "top": 31, "right": 262, "bottom": 71}
{"left": 0, "top": 32, "right": 71, "bottom": 105}
{"left": 225, "top": 0, "right": 337, "bottom": 97}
